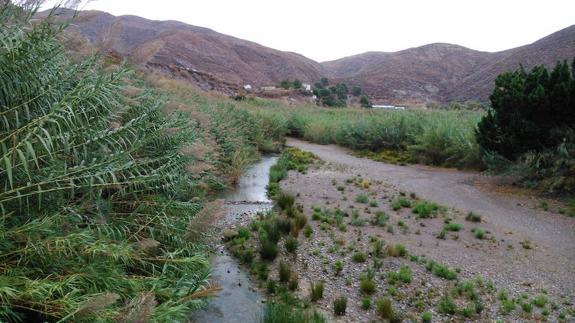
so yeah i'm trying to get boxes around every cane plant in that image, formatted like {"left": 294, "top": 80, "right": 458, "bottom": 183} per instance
{"left": 0, "top": 2, "right": 213, "bottom": 321}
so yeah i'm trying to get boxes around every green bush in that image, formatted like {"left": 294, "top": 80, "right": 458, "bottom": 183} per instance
{"left": 361, "top": 298, "right": 372, "bottom": 310}
{"left": 387, "top": 244, "right": 407, "bottom": 257}
{"left": 285, "top": 236, "right": 299, "bottom": 253}
{"left": 388, "top": 265, "right": 412, "bottom": 285}
{"left": 355, "top": 193, "right": 369, "bottom": 203}
{"left": 412, "top": 201, "right": 440, "bottom": 218}
{"left": 260, "top": 239, "right": 279, "bottom": 260}
{"left": 425, "top": 261, "right": 457, "bottom": 280}
{"left": 333, "top": 296, "right": 347, "bottom": 316}
{"left": 421, "top": 311, "right": 432, "bottom": 322}
{"left": 278, "top": 192, "right": 295, "bottom": 210}
{"left": 472, "top": 228, "right": 485, "bottom": 239}
{"left": 260, "top": 303, "right": 326, "bottom": 323}
{"left": 359, "top": 272, "right": 376, "bottom": 295}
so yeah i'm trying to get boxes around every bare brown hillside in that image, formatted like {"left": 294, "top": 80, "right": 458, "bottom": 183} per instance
{"left": 49, "top": 9, "right": 575, "bottom": 103}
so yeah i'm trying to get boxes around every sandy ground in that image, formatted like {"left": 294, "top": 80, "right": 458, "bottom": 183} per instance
{"left": 276, "top": 138, "right": 575, "bottom": 322}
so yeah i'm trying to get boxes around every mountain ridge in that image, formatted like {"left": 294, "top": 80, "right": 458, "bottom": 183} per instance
{"left": 49, "top": 9, "right": 575, "bottom": 104}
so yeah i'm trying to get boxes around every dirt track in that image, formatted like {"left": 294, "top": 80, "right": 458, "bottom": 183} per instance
{"left": 286, "top": 138, "right": 575, "bottom": 301}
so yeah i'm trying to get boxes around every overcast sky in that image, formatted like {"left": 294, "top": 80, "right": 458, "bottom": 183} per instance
{"left": 43, "top": 0, "right": 575, "bottom": 62}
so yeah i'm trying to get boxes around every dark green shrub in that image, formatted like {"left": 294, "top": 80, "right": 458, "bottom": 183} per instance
{"left": 361, "top": 298, "right": 371, "bottom": 310}
{"left": 421, "top": 312, "right": 432, "bottom": 322}
{"left": 372, "top": 211, "right": 389, "bottom": 226}
{"left": 412, "top": 201, "right": 439, "bottom": 218}
{"left": 472, "top": 228, "right": 485, "bottom": 239}
{"left": 259, "top": 239, "right": 279, "bottom": 261}
{"left": 288, "top": 272, "right": 299, "bottom": 291}
{"left": 333, "top": 260, "right": 343, "bottom": 275}
{"left": 359, "top": 273, "right": 376, "bottom": 295}
{"left": 387, "top": 265, "right": 412, "bottom": 285}
{"left": 334, "top": 296, "right": 347, "bottom": 316}
{"left": 303, "top": 225, "right": 313, "bottom": 237}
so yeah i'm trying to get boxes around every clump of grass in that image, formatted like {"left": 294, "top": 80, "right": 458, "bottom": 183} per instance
{"left": 259, "top": 239, "right": 279, "bottom": 261}
{"left": 285, "top": 236, "right": 298, "bottom": 253}
{"left": 361, "top": 298, "right": 371, "bottom": 310}
{"left": 443, "top": 222, "right": 463, "bottom": 232}
{"left": 355, "top": 193, "right": 369, "bottom": 204}
{"left": 568, "top": 199, "right": 575, "bottom": 217}
{"left": 425, "top": 261, "right": 457, "bottom": 280}
{"left": 521, "top": 301, "right": 533, "bottom": 313}
{"left": 387, "top": 244, "right": 407, "bottom": 257}
{"left": 350, "top": 212, "right": 367, "bottom": 226}
{"left": 387, "top": 265, "right": 412, "bottom": 285}
{"left": 369, "top": 200, "right": 378, "bottom": 207}
{"left": 277, "top": 192, "right": 295, "bottom": 210}
{"left": 279, "top": 261, "right": 291, "bottom": 283}
{"left": 372, "top": 239, "right": 384, "bottom": 258}
{"left": 359, "top": 271, "right": 376, "bottom": 295}
{"left": 333, "top": 296, "right": 347, "bottom": 316}
{"left": 421, "top": 312, "right": 432, "bottom": 322}
{"left": 500, "top": 299, "right": 516, "bottom": 314}
{"left": 471, "top": 228, "right": 485, "bottom": 239}
{"left": 520, "top": 240, "right": 533, "bottom": 249}
{"left": 337, "top": 186, "right": 345, "bottom": 192}
{"left": 261, "top": 303, "right": 326, "bottom": 323}
{"left": 310, "top": 281, "right": 324, "bottom": 301}
{"left": 288, "top": 272, "right": 299, "bottom": 291}
{"left": 352, "top": 252, "right": 368, "bottom": 263}
{"left": 372, "top": 211, "right": 389, "bottom": 226}
{"left": 533, "top": 294, "right": 547, "bottom": 308}
{"left": 465, "top": 211, "right": 482, "bottom": 222}
{"left": 412, "top": 201, "right": 440, "bottom": 218}
{"left": 376, "top": 297, "right": 395, "bottom": 321}
{"left": 304, "top": 225, "right": 313, "bottom": 238}
{"left": 437, "top": 295, "right": 457, "bottom": 314}
{"left": 333, "top": 260, "right": 343, "bottom": 275}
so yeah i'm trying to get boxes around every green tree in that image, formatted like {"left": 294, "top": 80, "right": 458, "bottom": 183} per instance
{"left": 352, "top": 85, "right": 362, "bottom": 96}
{"left": 360, "top": 95, "right": 372, "bottom": 108}
{"left": 292, "top": 79, "right": 302, "bottom": 89}
{"left": 280, "top": 79, "right": 291, "bottom": 89}
{"left": 476, "top": 60, "right": 575, "bottom": 160}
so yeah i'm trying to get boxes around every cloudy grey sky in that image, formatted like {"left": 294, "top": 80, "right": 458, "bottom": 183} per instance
{"left": 43, "top": 0, "right": 575, "bottom": 62}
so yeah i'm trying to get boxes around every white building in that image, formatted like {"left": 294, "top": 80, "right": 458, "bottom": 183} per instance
{"left": 243, "top": 84, "right": 252, "bottom": 90}
{"left": 302, "top": 83, "right": 312, "bottom": 92}
{"left": 372, "top": 105, "right": 406, "bottom": 110}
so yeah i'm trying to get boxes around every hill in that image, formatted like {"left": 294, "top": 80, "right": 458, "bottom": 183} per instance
{"left": 50, "top": 9, "right": 575, "bottom": 103}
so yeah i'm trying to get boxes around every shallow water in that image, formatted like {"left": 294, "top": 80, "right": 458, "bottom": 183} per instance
{"left": 190, "top": 156, "right": 277, "bottom": 323}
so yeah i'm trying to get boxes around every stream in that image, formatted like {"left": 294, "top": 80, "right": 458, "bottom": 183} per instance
{"left": 190, "top": 156, "right": 278, "bottom": 323}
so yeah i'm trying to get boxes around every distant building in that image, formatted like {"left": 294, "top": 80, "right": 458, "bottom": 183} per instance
{"left": 302, "top": 83, "right": 312, "bottom": 91}
{"left": 261, "top": 86, "right": 276, "bottom": 91}
{"left": 243, "top": 84, "right": 252, "bottom": 90}
{"left": 372, "top": 105, "right": 406, "bottom": 110}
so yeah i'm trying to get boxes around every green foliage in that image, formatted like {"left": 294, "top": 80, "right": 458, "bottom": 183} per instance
{"left": 387, "top": 265, "right": 412, "bottom": 285}
{"left": 277, "top": 192, "right": 295, "bottom": 210}
{"left": 333, "top": 260, "right": 343, "bottom": 275}
{"left": 412, "top": 201, "right": 440, "bottom": 218}
{"left": 333, "top": 296, "right": 347, "bottom": 316}
{"left": 443, "top": 222, "right": 463, "bottom": 232}
{"left": 352, "top": 86, "right": 363, "bottom": 96}
{"left": 259, "top": 239, "right": 279, "bottom": 260}
{"left": 421, "top": 311, "right": 432, "bottom": 322}
{"left": 0, "top": 5, "right": 214, "bottom": 321}
{"left": 376, "top": 297, "right": 395, "bottom": 320}
{"left": 359, "top": 271, "right": 376, "bottom": 295}
{"left": 352, "top": 252, "right": 368, "bottom": 263}
{"left": 360, "top": 95, "right": 372, "bottom": 108}
{"left": 387, "top": 244, "right": 407, "bottom": 257}
{"left": 260, "top": 303, "right": 326, "bottom": 323}
{"left": 425, "top": 261, "right": 457, "bottom": 280}
{"left": 310, "top": 281, "right": 324, "bottom": 302}
{"left": 472, "top": 228, "right": 485, "bottom": 239}
{"left": 437, "top": 295, "right": 457, "bottom": 314}
{"left": 279, "top": 261, "right": 291, "bottom": 283}
{"left": 355, "top": 193, "right": 369, "bottom": 203}
{"left": 361, "top": 298, "right": 372, "bottom": 310}
{"left": 477, "top": 60, "right": 575, "bottom": 160}
{"left": 285, "top": 236, "right": 299, "bottom": 253}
